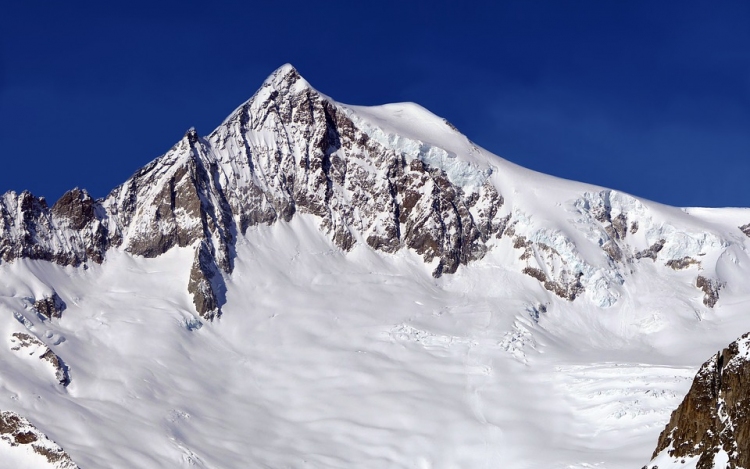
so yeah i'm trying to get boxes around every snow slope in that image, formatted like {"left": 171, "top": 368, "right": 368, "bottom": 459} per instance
{"left": 1, "top": 65, "right": 750, "bottom": 468}
{"left": 1, "top": 214, "right": 749, "bottom": 468}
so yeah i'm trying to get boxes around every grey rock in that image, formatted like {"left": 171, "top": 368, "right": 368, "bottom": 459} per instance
{"left": 666, "top": 257, "right": 700, "bottom": 270}
{"left": 0, "top": 65, "right": 737, "bottom": 315}
{"left": 696, "top": 276, "right": 722, "bottom": 308}
{"left": 635, "top": 239, "right": 666, "bottom": 261}
{"left": 9, "top": 332, "right": 70, "bottom": 386}
{"left": 187, "top": 242, "right": 223, "bottom": 320}
{"left": 34, "top": 292, "right": 66, "bottom": 320}
{"left": 522, "top": 267, "right": 584, "bottom": 301}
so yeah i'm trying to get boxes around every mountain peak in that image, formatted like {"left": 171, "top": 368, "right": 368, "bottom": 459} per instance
{"left": 219, "top": 63, "right": 316, "bottom": 127}
{"left": 184, "top": 126, "right": 199, "bottom": 144}
{"left": 263, "top": 63, "right": 311, "bottom": 94}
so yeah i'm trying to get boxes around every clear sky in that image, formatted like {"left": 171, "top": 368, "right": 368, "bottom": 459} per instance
{"left": 1, "top": 1, "right": 748, "bottom": 207}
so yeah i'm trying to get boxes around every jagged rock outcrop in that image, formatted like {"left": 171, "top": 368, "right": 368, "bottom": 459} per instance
{"left": 635, "top": 239, "right": 666, "bottom": 261}
{"left": 666, "top": 257, "right": 700, "bottom": 270}
{"left": 33, "top": 292, "right": 66, "bottom": 320}
{"left": 9, "top": 332, "right": 70, "bottom": 386}
{"left": 521, "top": 266, "right": 584, "bottom": 301}
{"left": 741, "top": 223, "right": 750, "bottom": 238}
{"left": 187, "top": 241, "right": 222, "bottom": 320}
{"left": 696, "top": 275, "right": 722, "bottom": 308}
{"left": 107, "top": 128, "right": 235, "bottom": 270}
{"left": 0, "top": 411, "right": 79, "bottom": 468}
{"left": 51, "top": 188, "right": 110, "bottom": 264}
{"left": 0, "top": 188, "right": 109, "bottom": 267}
{"left": 649, "top": 333, "right": 750, "bottom": 468}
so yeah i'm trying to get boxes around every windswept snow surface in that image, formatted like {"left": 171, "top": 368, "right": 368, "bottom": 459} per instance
{"left": 1, "top": 212, "right": 749, "bottom": 468}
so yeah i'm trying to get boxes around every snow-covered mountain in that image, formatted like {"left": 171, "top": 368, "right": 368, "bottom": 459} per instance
{"left": 1, "top": 64, "right": 749, "bottom": 468}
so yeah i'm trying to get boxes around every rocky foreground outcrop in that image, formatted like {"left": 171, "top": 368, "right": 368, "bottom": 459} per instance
{"left": 648, "top": 333, "right": 750, "bottom": 468}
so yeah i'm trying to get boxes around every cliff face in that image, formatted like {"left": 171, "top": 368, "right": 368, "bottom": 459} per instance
{"left": 649, "top": 333, "right": 750, "bottom": 468}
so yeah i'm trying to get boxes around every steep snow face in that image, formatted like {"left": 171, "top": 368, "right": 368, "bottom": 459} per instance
{"left": 343, "top": 103, "right": 493, "bottom": 188}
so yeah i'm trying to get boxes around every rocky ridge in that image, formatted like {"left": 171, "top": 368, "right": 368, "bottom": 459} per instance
{"left": 9, "top": 332, "right": 70, "bottom": 386}
{"left": 648, "top": 333, "right": 750, "bottom": 468}
{"left": 0, "top": 65, "right": 744, "bottom": 318}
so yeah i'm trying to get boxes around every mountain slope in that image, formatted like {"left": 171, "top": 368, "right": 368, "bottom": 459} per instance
{"left": 1, "top": 64, "right": 750, "bottom": 468}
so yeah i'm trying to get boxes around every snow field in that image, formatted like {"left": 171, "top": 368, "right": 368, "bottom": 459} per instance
{"left": 0, "top": 214, "right": 745, "bottom": 467}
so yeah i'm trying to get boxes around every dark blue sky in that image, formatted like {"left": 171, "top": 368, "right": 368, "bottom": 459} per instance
{"left": 1, "top": 1, "right": 748, "bottom": 207}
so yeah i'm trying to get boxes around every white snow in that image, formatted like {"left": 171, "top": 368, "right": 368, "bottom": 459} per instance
{"left": 1, "top": 210, "right": 748, "bottom": 468}
{"left": 343, "top": 104, "right": 493, "bottom": 189}
{"left": 0, "top": 437, "right": 59, "bottom": 469}
{"left": 713, "top": 449, "right": 730, "bottom": 468}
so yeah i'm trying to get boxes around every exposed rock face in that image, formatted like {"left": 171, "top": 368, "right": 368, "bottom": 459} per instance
{"left": 521, "top": 266, "right": 584, "bottom": 301}
{"left": 187, "top": 242, "right": 222, "bottom": 320}
{"left": 741, "top": 223, "right": 750, "bottom": 238}
{"left": 51, "top": 188, "right": 109, "bottom": 264}
{"left": 107, "top": 128, "right": 235, "bottom": 271}
{"left": 33, "top": 293, "right": 66, "bottom": 320}
{"left": 696, "top": 275, "right": 722, "bottom": 308}
{"left": 649, "top": 333, "right": 750, "bottom": 469}
{"left": 0, "top": 189, "right": 109, "bottom": 266}
{"left": 635, "top": 239, "right": 665, "bottom": 261}
{"left": 665, "top": 257, "right": 700, "bottom": 270}
{"left": 207, "top": 66, "right": 505, "bottom": 277}
{"left": 10, "top": 332, "right": 70, "bottom": 386}
{"left": 0, "top": 410, "right": 79, "bottom": 468}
